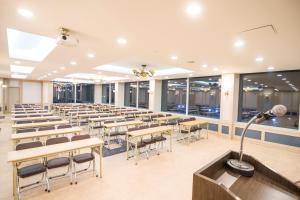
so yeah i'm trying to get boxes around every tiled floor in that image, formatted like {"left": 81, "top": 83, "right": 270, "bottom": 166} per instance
{"left": 1, "top": 116, "right": 300, "bottom": 200}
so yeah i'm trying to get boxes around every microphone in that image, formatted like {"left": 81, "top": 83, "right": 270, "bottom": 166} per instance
{"left": 255, "top": 104, "right": 287, "bottom": 124}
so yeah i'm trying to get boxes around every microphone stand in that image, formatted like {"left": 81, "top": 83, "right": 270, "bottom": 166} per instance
{"left": 226, "top": 113, "right": 264, "bottom": 177}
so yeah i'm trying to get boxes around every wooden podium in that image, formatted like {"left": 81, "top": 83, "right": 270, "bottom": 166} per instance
{"left": 192, "top": 151, "right": 300, "bottom": 200}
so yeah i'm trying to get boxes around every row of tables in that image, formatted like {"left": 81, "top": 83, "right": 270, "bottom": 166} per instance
{"left": 7, "top": 103, "right": 210, "bottom": 200}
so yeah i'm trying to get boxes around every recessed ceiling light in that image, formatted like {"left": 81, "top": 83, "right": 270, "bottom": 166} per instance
{"left": 267, "top": 66, "right": 274, "bottom": 70}
{"left": 255, "top": 57, "right": 264, "bottom": 62}
{"left": 234, "top": 39, "right": 245, "bottom": 48}
{"left": 247, "top": 79, "right": 251, "bottom": 82}
{"left": 87, "top": 53, "right": 95, "bottom": 58}
{"left": 48, "top": 73, "right": 52, "bottom": 76}
{"left": 53, "top": 70, "right": 57, "bottom": 73}
{"left": 14, "top": 61, "right": 21, "bottom": 64}
{"left": 10, "top": 65, "right": 34, "bottom": 74}
{"left": 171, "top": 55, "right": 178, "bottom": 60}
{"left": 117, "top": 37, "right": 127, "bottom": 45}
{"left": 185, "top": 2, "right": 202, "bottom": 17}
{"left": 97, "top": 71, "right": 102, "bottom": 74}
{"left": 60, "top": 66, "right": 65, "bottom": 70}
{"left": 286, "top": 81, "right": 290, "bottom": 83}
{"left": 70, "top": 61, "right": 77, "bottom": 65}
{"left": 213, "top": 67, "right": 218, "bottom": 71}
{"left": 17, "top": 8, "right": 33, "bottom": 18}
{"left": 254, "top": 82, "right": 258, "bottom": 84}
{"left": 7, "top": 28, "right": 57, "bottom": 62}
{"left": 277, "top": 74, "right": 282, "bottom": 77}
{"left": 11, "top": 74, "right": 27, "bottom": 79}
{"left": 202, "top": 64, "right": 207, "bottom": 68}
{"left": 282, "top": 78, "right": 286, "bottom": 81}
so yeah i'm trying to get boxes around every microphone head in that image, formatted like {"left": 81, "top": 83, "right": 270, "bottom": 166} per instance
{"left": 271, "top": 104, "right": 287, "bottom": 117}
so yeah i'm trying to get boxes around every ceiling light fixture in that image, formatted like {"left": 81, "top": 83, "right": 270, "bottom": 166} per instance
{"left": 133, "top": 64, "right": 155, "bottom": 78}
{"left": 234, "top": 39, "right": 245, "bottom": 48}
{"left": 267, "top": 66, "right": 274, "bottom": 71}
{"left": 202, "top": 64, "right": 207, "bottom": 68}
{"left": 213, "top": 67, "right": 218, "bottom": 71}
{"left": 14, "top": 61, "right": 21, "bottom": 64}
{"left": 255, "top": 57, "right": 264, "bottom": 62}
{"left": 185, "top": 2, "right": 202, "bottom": 17}
{"left": 70, "top": 61, "right": 77, "bottom": 65}
{"left": 17, "top": 8, "right": 33, "bottom": 18}
{"left": 171, "top": 55, "right": 178, "bottom": 60}
{"left": 277, "top": 74, "right": 282, "bottom": 77}
{"left": 53, "top": 70, "right": 57, "bottom": 73}
{"left": 10, "top": 65, "right": 34, "bottom": 74}
{"left": 87, "top": 53, "right": 95, "bottom": 58}
{"left": 117, "top": 37, "right": 127, "bottom": 45}
{"left": 60, "top": 66, "right": 65, "bottom": 70}
{"left": 11, "top": 74, "right": 27, "bottom": 79}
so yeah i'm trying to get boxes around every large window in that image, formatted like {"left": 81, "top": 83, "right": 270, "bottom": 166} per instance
{"left": 189, "top": 76, "right": 221, "bottom": 118}
{"left": 76, "top": 83, "right": 94, "bottom": 103}
{"left": 111, "top": 83, "right": 115, "bottom": 104}
{"left": 238, "top": 71, "right": 300, "bottom": 129}
{"left": 124, "top": 82, "right": 137, "bottom": 107}
{"left": 102, "top": 84, "right": 110, "bottom": 104}
{"left": 161, "top": 79, "right": 187, "bottom": 114}
{"left": 53, "top": 82, "right": 75, "bottom": 103}
{"left": 138, "top": 81, "right": 149, "bottom": 108}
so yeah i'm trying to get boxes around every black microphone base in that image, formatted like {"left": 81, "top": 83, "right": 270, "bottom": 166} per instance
{"left": 226, "top": 159, "right": 255, "bottom": 177}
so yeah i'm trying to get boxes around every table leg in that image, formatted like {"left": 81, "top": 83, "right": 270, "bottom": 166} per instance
{"left": 99, "top": 145, "right": 103, "bottom": 178}
{"left": 206, "top": 123, "right": 208, "bottom": 139}
{"left": 126, "top": 135, "right": 129, "bottom": 160}
{"left": 134, "top": 141, "right": 138, "bottom": 165}
{"left": 169, "top": 131, "right": 172, "bottom": 152}
{"left": 13, "top": 163, "right": 17, "bottom": 199}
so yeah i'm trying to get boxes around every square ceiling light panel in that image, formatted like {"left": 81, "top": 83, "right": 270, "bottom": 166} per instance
{"left": 7, "top": 28, "right": 57, "bottom": 62}
{"left": 10, "top": 65, "right": 35, "bottom": 74}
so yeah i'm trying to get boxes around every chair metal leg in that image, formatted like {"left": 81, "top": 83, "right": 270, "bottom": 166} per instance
{"left": 45, "top": 171, "right": 50, "bottom": 192}
{"left": 73, "top": 162, "right": 77, "bottom": 184}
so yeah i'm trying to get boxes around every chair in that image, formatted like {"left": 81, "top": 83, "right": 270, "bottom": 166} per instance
{"left": 48, "top": 118, "right": 62, "bottom": 122}
{"left": 38, "top": 126, "right": 55, "bottom": 131}
{"left": 16, "top": 128, "right": 36, "bottom": 133}
{"left": 45, "top": 137, "right": 71, "bottom": 191}
{"left": 127, "top": 127, "right": 148, "bottom": 160}
{"left": 16, "top": 141, "right": 49, "bottom": 199}
{"left": 71, "top": 134, "right": 97, "bottom": 184}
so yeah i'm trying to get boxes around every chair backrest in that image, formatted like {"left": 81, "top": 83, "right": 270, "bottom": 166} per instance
{"left": 46, "top": 136, "right": 69, "bottom": 145}
{"left": 16, "top": 141, "right": 43, "bottom": 150}
{"left": 16, "top": 121, "right": 31, "bottom": 124}
{"left": 15, "top": 116, "right": 24, "bottom": 118}
{"left": 49, "top": 118, "right": 61, "bottom": 122}
{"left": 57, "top": 124, "right": 72, "bottom": 129}
{"left": 104, "top": 120, "right": 114, "bottom": 124}
{"left": 34, "top": 119, "right": 47, "bottom": 123}
{"left": 128, "top": 127, "right": 139, "bottom": 132}
{"left": 126, "top": 118, "right": 135, "bottom": 121}
{"left": 71, "top": 134, "right": 90, "bottom": 141}
{"left": 16, "top": 128, "right": 36, "bottom": 133}
{"left": 38, "top": 126, "right": 55, "bottom": 131}
{"left": 149, "top": 124, "right": 159, "bottom": 128}
{"left": 166, "top": 114, "right": 172, "bottom": 117}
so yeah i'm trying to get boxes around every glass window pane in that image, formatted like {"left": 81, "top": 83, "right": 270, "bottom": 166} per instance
{"left": 53, "top": 82, "right": 75, "bottom": 103}
{"left": 238, "top": 71, "right": 300, "bottom": 129}
{"left": 189, "top": 76, "right": 221, "bottom": 118}
{"left": 102, "top": 84, "right": 110, "bottom": 104}
{"left": 124, "top": 82, "right": 137, "bottom": 107}
{"left": 138, "top": 81, "right": 149, "bottom": 108}
{"left": 111, "top": 83, "right": 115, "bottom": 104}
{"left": 161, "top": 79, "right": 187, "bottom": 114}
{"left": 76, "top": 83, "right": 94, "bottom": 103}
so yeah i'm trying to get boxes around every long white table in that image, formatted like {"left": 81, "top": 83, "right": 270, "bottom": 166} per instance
{"left": 7, "top": 138, "right": 104, "bottom": 200}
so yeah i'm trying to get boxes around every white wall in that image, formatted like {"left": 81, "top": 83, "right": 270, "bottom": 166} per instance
{"left": 149, "top": 80, "right": 162, "bottom": 112}
{"left": 115, "top": 82, "right": 124, "bottom": 106}
{"left": 22, "top": 81, "right": 42, "bottom": 104}
{"left": 94, "top": 84, "right": 102, "bottom": 103}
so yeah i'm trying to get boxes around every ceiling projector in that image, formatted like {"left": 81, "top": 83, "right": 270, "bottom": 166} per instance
{"left": 56, "top": 27, "right": 79, "bottom": 47}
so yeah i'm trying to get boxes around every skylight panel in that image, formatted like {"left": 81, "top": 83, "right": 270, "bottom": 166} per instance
{"left": 11, "top": 74, "right": 27, "bottom": 79}
{"left": 7, "top": 28, "right": 57, "bottom": 62}
{"left": 65, "top": 73, "right": 128, "bottom": 81}
{"left": 10, "top": 65, "right": 34, "bottom": 74}
{"left": 154, "top": 68, "right": 193, "bottom": 76}
{"left": 94, "top": 65, "right": 132, "bottom": 74}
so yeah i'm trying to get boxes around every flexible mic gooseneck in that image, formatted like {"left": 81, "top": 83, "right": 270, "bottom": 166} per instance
{"left": 227, "top": 104, "right": 287, "bottom": 177}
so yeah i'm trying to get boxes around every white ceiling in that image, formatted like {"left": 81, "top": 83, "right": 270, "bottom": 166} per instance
{"left": 0, "top": 0, "right": 300, "bottom": 82}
